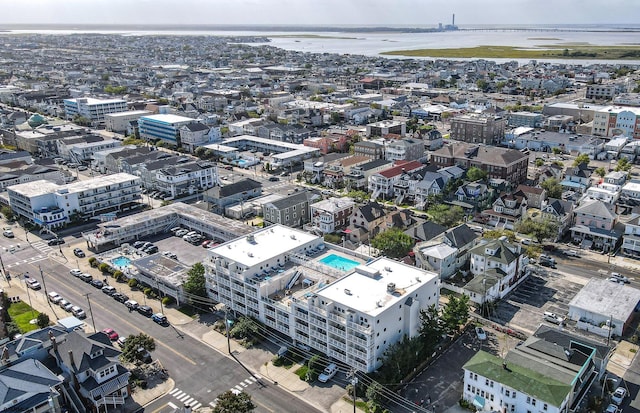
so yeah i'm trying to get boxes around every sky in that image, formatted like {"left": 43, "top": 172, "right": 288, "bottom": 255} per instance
{"left": 0, "top": 0, "right": 638, "bottom": 26}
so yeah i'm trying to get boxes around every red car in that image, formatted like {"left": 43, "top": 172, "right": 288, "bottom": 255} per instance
{"left": 102, "top": 328, "right": 119, "bottom": 341}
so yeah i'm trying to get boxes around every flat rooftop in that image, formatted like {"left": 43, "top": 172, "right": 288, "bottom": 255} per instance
{"left": 209, "top": 225, "right": 319, "bottom": 268}
{"left": 133, "top": 253, "right": 189, "bottom": 288}
{"left": 65, "top": 97, "right": 126, "bottom": 105}
{"left": 569, "top": 278, "right": 640, "bottom": 321}
{"left": 63, "top": 173, "right": 139, "bottom": 194}
{"left": 316, "top": 257, "right": 438, "bottom": 316}
{"left": 140, "top": 114, "right": 194, "bottom": 124}
{"left": 7, "top": 180, "right": 60, "bottom": 197}
{"left": 105, "top": 110, "right": 152, "bottom": 118}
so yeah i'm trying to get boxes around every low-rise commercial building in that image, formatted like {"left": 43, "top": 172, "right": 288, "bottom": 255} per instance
{"left": 138, "top": 114, "right": 195, "bottom": 145}
{"left": 63, "top": 97, "right": 128, "bottom": 125}
{"left": 105, "top": 110, "right": 152, "bottom": 133}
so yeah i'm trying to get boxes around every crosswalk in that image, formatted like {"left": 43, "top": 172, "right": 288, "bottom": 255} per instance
{"left": 30, "top": 241, "right": 54, "bottom": 255}
{"left": 5, "top": 253, "right": 48, "bottom": 270}
{"left": 171, "top": 374, "right": 262, "bottom": 410}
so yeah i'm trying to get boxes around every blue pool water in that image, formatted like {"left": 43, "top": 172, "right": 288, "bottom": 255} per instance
{"left": 111, "top": 256, "right": 131, "bottom": 268}
{"left": 319, "top": 254, "right": 360, "bottom": 272}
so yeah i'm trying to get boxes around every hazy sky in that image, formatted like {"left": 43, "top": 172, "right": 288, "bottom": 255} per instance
{"left": 0, "top": 0, "right": 638, "bottom": 26}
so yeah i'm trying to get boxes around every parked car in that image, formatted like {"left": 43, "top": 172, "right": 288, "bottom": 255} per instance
{"left": 608, "top": 277, "right": 625, "bottom": 285}
{"left": 73, "top": 248, "right": 85, "bottom": 258}
{"left": 26, "top": 278, "right": 41, "bottom": 290}
{"left": 137, "top": 305, "right": 153, "bottom": 317}
{"left": 612, "top": 387, "right": 627, "bottom": 405}
{"left": 151, "top": 313, "right": 168, "bottom": 325}
{"left": 48, "top": 291, "right": 62, "bottom": 304}
{"left": 90, "top": 279, "right": 104, "bottom": 289}
{"left": 2, "top": 229, "right": 14, "bottom": 238}
{"left": 175, "top": 229, "right": 189, "bottom": 237}
{"left": 117, "top": 336, "right": 127, "bottom": 347}
{"left": 318, "top": 363, "right": 338, "bottom": 383}
{"left": 124, "top": 300, "right": 139, "bottom": 310}
{"left": 268, "top": 176, "right": 279, "bottom": 182}
{"left": 564, "top": 250, "right": 580, "bottom": 257}
{"left": 162, "top": 251, "right": 178, "bottom": 259}
{"left": 170, "top": 227, "right": 182, "bottom": 234}
{"left": 605, "top": 404, "right": 619, "bottom": 413}
{"left": 102, "top": 328, "right": 119, "bottom": 341}
{"left": 543, "top": 311, "right": 565, "bottom": 325}
{"left": 79, "top": 273, "right": 93, "bottom": 282}
{"left": 47, "top": 238, "right": 65, "bottom": 246}
{"left": 475, "top": 327, "right": 487, "bottom": 341}
{"left": 610, "top": 273, "right": 630, "bottom": 284}
{"left": 69, "top": 269, "right": 83, "bottom": 277}
{"left": 136, "top": 347, "right": 152, "bottom": 363}
{"left": 101, "top": 285, "right": 116, "bottom": 295}
{"left": 71, "top": 306, "right": 86, "bottom": 319}
{"left": 143, "top": 245, "right": 158, "bottom": 254}
{"left": 59, "top": 300, "right": 73, "bottom": 312}
{"left": 133, "top": 241, "right": 146, "bottom": 249}
{"left": 112, "top": 292, "right": 129, "bottom": 303}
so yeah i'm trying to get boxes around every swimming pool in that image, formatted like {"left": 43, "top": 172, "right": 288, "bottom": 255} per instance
{"left": 111, "top": 256, "right": 131, "bottom": 268}
{"left": 319, "top": 254, "right": 360, "bottom": 272}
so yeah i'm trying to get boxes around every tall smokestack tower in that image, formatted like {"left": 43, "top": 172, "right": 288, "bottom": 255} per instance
{"left": 452, "top": 14, "right": 455, "bottom": 27}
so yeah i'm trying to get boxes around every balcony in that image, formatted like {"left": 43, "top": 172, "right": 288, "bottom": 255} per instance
{"left": 328, "top": 338, "right": 346, "bottom": 351}
{"left": 327, "top": 312, "right": 346, "bottom": 325}
{"left": 328, "top": 325, "right": 346, "bottom": 336}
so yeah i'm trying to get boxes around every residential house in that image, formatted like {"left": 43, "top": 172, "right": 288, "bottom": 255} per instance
{"left": 354, "top": 140, "right": 385, "bottom": 160}
{"left": 561, "top": 163, "right": 592, "bottom": 194}
{"left": 622, "top": 213, "right": 640, "bottom": 258}
{"left": 454, "top": 182, "right": 494, "bottom": 212}
{"left": 404, "top": 221, "right": 447, "bottom": 244}
{"left": 346, "top": 201, "right": 387, "bottom": 244}
{"left": 0, "top": 358, "right": 64, "bottom": 413}
{"left": 366, "top": 119, "right": 406, "bottom": 137}
{"left": 414, "top": 223, "right": 480, "bottom": 279}
{"left": 570, "top": 199, "right": 619, "bottom": 251}
{"left": 205, "top": 178, "right": 262, "bottom": 214}
{"left": 368, "top": 160, "right": 425, "bottom": 201}
{"left": 307, "top": 197, "right": 356, "bottom": 234}
{"left": 481, "top": 192, "right": 527, "bottom": 230}
{"left": 411, "top": 171, "right": 447, "bottom": 210}
{"left": 344, "top": 159, "right": 392, "bottom": 190}
{"left": 430, "top": 143, "right": 529, "bottom": 184}
{"left": 155, "top": 160, "right": 217, "bottom": 198}
{"left": 263, "top": 191, "right": 313, "bottom": 228}
{"left": 541, "top": 198, "right": 575, "bottom": 240}
{"left": 384, "top": 138, "right": 424, "bottom": 162}
{"left": 52, "top": 330, "right": 131, "bottom": 411}
{"left": 179, "top": 122, "right": 221, "bottom": 153}
{"left": 464, "top": 237, "right": 526, "bottom": 305}
{"left": 514, "top": 185, "right": 546, "bottom": 209}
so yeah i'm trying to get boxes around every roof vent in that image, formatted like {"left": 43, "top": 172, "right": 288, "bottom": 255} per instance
{"left": 344, "top": 289, "right": 352, "bottom": 295}
{"left": 387, "top": 282, "right": 396, "bottom": 292}
{"left": 248, "top": 252, "right": 254, "bottom": 257}
{"left": 384, "top": 266, "right": 392, "bottom": 272}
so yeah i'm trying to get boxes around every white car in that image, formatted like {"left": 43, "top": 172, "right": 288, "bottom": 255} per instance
{"left": 69, "top": 269, "right": 83, "bottom": 277}
{"left": 475, "top": 327, "right": 487, "bottom": 340}
{"left": 610, "top": 273, "right": 630, "bottom": 284}
{"left": 612, "top": 386, "right": 627, "bottom": 405}
{"left": 26, "top": 278, "right": 41, "bottom": 290}
{"left": 318, "top": 363, "right": 338, "bottom": 383}
{"left": 605, "top": 404, "right": 619, "bottom": 413}
{"left": 543, "top": 311, "right": 565, "bottom": 325}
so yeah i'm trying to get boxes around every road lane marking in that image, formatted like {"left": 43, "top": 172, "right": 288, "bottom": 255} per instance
{"left": 169, "top": 388, "right": 179, "bottom": 395}
{"left": 192, "top": 402, "right": 202, "bottom": 410}
{"left": 168, "top": 402, "right": 177, "bottom": 409}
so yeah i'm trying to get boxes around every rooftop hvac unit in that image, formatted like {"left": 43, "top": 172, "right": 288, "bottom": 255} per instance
{"left": 387, "top": 282, "right": 396, "bottom": 292}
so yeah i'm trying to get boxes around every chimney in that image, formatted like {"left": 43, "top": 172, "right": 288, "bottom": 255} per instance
{"left": 1, "top": 347, "right": 9, "bottom": 364}
{"left": 49, "top": 331, "right": 57, "bottom": 351}
{"left": 68, "top": 350, "right": 76, "bottom": 371}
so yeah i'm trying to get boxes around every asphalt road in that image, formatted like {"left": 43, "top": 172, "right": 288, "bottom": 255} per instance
{"left": 0, "top": 235, "right": 321, "bottom": 413}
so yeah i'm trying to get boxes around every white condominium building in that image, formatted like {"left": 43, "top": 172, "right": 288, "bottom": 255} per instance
{"left": 63, "top": 97, "right": 128, "bottom": 125}
{"left": 8, "top": 173, "right": 141, "bottom": 230}
{"left": 205, "top": 224, "right": 439, "bottom": 372}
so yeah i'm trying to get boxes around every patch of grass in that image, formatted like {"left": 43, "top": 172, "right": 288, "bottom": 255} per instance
{"left": 341, "top": 396, "right": 369, "bottom": 412}
{"left": 381, "top": 44, "right": 640, "bottom": 60}
{"left": 272, "top": 356, "right": 294, "bottom": 369}
{"left": 7, "top": 302, "right": 40, "bottom": 333}
{"left": 294, "top": 365, "right": 309, "bottom": 380}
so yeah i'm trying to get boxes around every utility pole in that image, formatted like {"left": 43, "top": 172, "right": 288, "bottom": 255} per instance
{"left": 155, "top": 276, "right": 164, "bottom": 315}
{"left": 39, "top": 265, "right": 49, "bottom": 296}
{"left": 224, "top": 306, "right": 231, "bottom": 354}
{"left": 84, "top": 293, "right": 96, "bottom": 333}
{"left": 24, "top": 273, "right": 35, "bottom": 320}
{"left": 0, "top": 251, "right": 8, "bottom": 284}
{"left": 348, "top": 369, "right": 358, "bottom": 413}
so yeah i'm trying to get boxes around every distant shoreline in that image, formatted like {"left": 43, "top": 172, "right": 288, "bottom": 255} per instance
{"left": 381, "top": 44, "right": 640, "bottom": 60}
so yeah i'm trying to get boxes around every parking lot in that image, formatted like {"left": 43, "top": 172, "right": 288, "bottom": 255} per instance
{"left": 131, "top": 229, "right": 217, "bottom": 268}
{"left": 491, "top": 265, "right": 588, "bottom": 335}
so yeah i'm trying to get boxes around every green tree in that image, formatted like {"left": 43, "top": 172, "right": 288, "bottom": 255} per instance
{"left": 441, "top": 294, "right": 470, "bottom": 335}
{"left": 594, "top": 167, "right": 606, "bottom": 178}
{"left": 427, "top": 204, "right": 464, "bottom": 227}
{"left": 0, "top": 206, "right": 14, "bottom": 221}
{"left": 466, "top": 166, "right": 487, "bottom": 182}
{"left": 36, "top": 313, "right": 50, "bottom": 328}
{"left": 541, "top": 178, "right": 563, "bottom": 199}
{"left": 419, "top": 304, "right": 442, "bottom": 349}
{"left": 183, "top": 262, "right": 206, "bottom": 299}
{"left": 120, "top": 333, "right": 156, "bottom": 363}
{"left": 615, "top": 157, "right": 632, "bottom": 172}
{"left": 535, "top": 159, "right": 545, "bottom": 167}
{"left": 72, "top": 115, "right": 91, "bottom": 126}
{"left": 551, "top": 147, "right": 562, "bottom": 155}
{"left": 483, "top": 229, "right": 516, "bottom": 242}
{"left": 371, "top": 228, "right": 413, "bottom": 258}
{"left": 573, "top": 153, "right": 590, "bottom": 167}
{"left": 516, "top": 218, "right": 559, "bottom": 243}
{"left": 213, "top": 390, "right": 255, "bottom": 413}
{"left": 229, "top": 316, "right": 259, "bottom": 340}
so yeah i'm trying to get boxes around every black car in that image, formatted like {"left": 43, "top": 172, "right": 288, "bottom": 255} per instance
{"left": 136, "top": 305, "right": 153, "bottom": 317}
{"left": 48, "top": 238, "right": 65, "bottom": 246}
{"left": 112, "top": 292, "right": 129, "bottom": 303}
{"left": 73, "top": 248, "right": 85, "bottom": 258}
{"left": 133, "top": 241, "right": 145, "bottom": 249}
{"left": 143, "top": 245, "right": 158, "bottom": 254}
{"left": 89, "top": 279, "right": 104, "bottom": 289}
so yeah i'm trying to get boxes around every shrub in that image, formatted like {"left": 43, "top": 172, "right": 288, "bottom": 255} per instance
{"left": 128, "top": 278, "right": 138, "bottom": 288}
{"left": 113, "top": 271, "right": 124, "bottom": 282}
{"left": 98, "top": 263, "right": 111, "bottom": 273}
{"left": 88, "top": 257, "right": 98, "bottom": 267}
{"left": 162, "top": 296, "right": 175, "bottom": 306}
{"left": 144, "top": 287, "right": 153, "bottom": 297}
{"left": 36, "top": 313, "right": 50, "bottom": 328}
